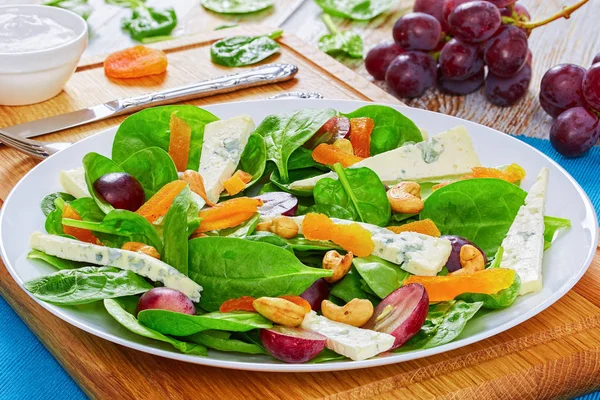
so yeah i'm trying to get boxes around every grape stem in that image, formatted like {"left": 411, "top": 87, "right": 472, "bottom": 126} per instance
{"left": 516, "top": 0, "right": 590, "bottom": 30}
{"left": 322, "top": 14, "right": 339, "bottom": 35}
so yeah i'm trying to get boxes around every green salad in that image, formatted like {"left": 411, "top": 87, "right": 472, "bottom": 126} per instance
{"left": 25, "top": 104, "right": 571, "bottom": 363}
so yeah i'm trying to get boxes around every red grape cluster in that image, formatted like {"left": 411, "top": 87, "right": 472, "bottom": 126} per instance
{"left": 365, "top": 0, "right": 534, "bottom": 106}
{"left": 540, "top": 56, "right": 600, "bottom": 157}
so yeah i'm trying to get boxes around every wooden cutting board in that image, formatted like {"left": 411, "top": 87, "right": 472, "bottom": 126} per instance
{"left": 0, "top": 28, "right": 599, "bottom": 400}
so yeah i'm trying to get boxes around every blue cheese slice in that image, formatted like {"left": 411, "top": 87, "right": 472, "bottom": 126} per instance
{"left": 29, "top": 232, "right": 202, "bottom": 302}
{"left": 289, "top": 125, "right": 480, "bottom": 191}
{"left": 199, "top": 116, "right": 255, "bottom": 204}
{"left": 499, "top": 168, "right": 548, "bottom": 295}
{"left": 301, "top": 311, "right": 395, "bottom": 361}
{"left": 59, "top": 167, "right": 90, "bottom": 198}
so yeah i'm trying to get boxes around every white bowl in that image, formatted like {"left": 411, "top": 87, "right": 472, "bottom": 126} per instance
{"left": 0, "top": 5, "right": 88, "bottom": 106}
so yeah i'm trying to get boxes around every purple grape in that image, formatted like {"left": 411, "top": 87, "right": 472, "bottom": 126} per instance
{"left": 439, "top": 37, "right": 483, "bottom": 80}
{"left": 499, "top": 3, "right": 530, "bottom": 19}
{"left": 300, "top": 279, "right": 331, "bottom": 311}
{"left": 393, "top": 12, "right": 442, "bottom": 51}
{"left": 413, "top": 0, "right": 444, "bottom": 23}
{"left": 304, "top": 116, "right": 351, "bottom": 148}
{"left": 136, "top": 288, "right": 196, "bottom": 316}
{"left": 539, "top": 93, "right": 567, "bottom": 119}
{"left": 385, "top": 51, "right": 437, "bottom": 98}
{"left": 93, "top": 172, "right": 145, "bottom": 211}
{"left": 549, "top": 106, "right": 600, "bottom": 157}
{"left": 485, "top": 52, "right": 532, "bottom": 106}
{"left": 484, "top": 0, "right": 516, "bottom": 6}
{"left": 593, "top": 52, "right": 600, "bottom": 65}
{"left": 484, "top": 25, "right": 528, "bottom": 77}
{"left": 583, "top": 63, "right": 600, "bottom": 111}
{"left": 448, "top": 1, "right": 502, "bottom": 43}
{"left": 437, "top": 66, "right": 485, "bottom": 95}
{"left": 540, "top": 64, "right": 586, "bottom": 111}
{"left": 442, "top": 0, "right": 471, "bottom": 31}
{"left": 441, "top": 235, "right": 486, "bottom": 272}
{"left": 365, "top": 42, "right": 405, "bottom": 80}
{"left": 254, "top": 192, "right": 298, "bottom": 217}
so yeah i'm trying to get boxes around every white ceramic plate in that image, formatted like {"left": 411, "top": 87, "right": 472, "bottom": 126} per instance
{"left": 1, "top": 99, "right": 597, "bottom": 372}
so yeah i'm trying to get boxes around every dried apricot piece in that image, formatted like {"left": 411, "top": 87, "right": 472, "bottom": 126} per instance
{"left": 349, "top": 117, "right": 374, "bottom": 158}
{"left": 104, "top": 45, "right": 168, "bottom": 79}
{"left": 279, "top": 295, "right": 312, "bottom": 313}
{"left": 405, "top": 268, "right": 516, "bottom": 302}
{"left": 62, "top": 205, "right": 98, "bottom": 244}
{"left": 136, "top": 180, "right": 188, "bottom": 223}
{"left": 387, "top": 219, "right": 441, "bottom": 237}
{"left": 219, "top": 296, "right": 257, "bottom": 313}
{"left": 312, "top": 143, "right": 364, "bottom": 168}
{"left": 433, "top": 163, "right": 526, "bottom": 190}
{"left": 181, "top": 170, "right": 215, "bottom": 207}
{"left": 223, "top": 170, "right": 253, "bottom": 196}
{"left": 196, "top": 197, "right": 263, "bottom": 233}
{"left": 302, "top": 213, "right": 374, "bottom": 257}
{"left": 196, "top": 211, "right": 257, "bottom": 232}
{"left": 121, "top": 242, "right": 161, "bottom": 259}
{"left": 168, "top": 113, "right": 192, "bottom": 172}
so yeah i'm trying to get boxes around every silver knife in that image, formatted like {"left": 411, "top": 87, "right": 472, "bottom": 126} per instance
{"left": 2, "top": 63, "right": 298, "bottom": 139}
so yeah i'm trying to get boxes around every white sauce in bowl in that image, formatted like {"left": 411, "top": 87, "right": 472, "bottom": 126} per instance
{"left": 0, "top": 13, "right": 77, "bottom": 53}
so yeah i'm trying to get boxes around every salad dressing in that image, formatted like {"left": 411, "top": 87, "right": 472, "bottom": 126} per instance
{"left": 0, "top": 13, "right": 77, "bottom": 53}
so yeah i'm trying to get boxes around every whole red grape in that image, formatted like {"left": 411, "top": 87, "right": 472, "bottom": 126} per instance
{"left": 413, "top": 0, "right": 444, "bottom": 23}
{"left": 93, "top": 172, "right": 145, "bottom": 211}
{"left": 442, "top": 0, "right": 471, "bottom": 30}
{"left": 539, "top": 93, "right": 567, "bottom": 119}
{"left": 439, "top": 37, "right": 483, "bottom": 80}
{"left": 484, "top": 25, "right": 528, "bottom": 77}
{"left": 582, "top": 63, "right": 600, "bottom": 111}
{"left": 485, "top": 52, "right": 532, "bottom": 106}
{"left": 593, "top": 52, "right": 600, "bottom": 65}
{"left": 499, "top": 3, "right": 530, "bottom": 19}
{"left": 540, "top": 64, "right": 586, "bottom": 112}
{"left": 448, "top": 1, "right": 502, "bottom": 43}
{"left": 484, "top": 0, "right": 516, "bottom": 6}
{"left": 385, "top": 51, "right": 437, "bottom": 98}
{"left": 365, "top": 42, "right": 405, "bottom": 80}
{"left": 136, "top": 287, "right": 196, "bottom": 316}
{"left": 393, "top": 12, "right": 442, "bottom": 51}
{"left": 549, "top": 106, "right": 600, "bottom": 157}
{"left": 437, "top": 66, "right": 485, "bottom": 95}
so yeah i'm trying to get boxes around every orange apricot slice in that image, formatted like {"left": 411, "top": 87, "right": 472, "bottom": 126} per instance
{"left": 136, "top": 180, "right": 188, "bottom": 223}
{"left": 387, "top": 219, "right": 441, "bottom": 237}
{"left": 168, "top": 113, "right": 192, "bottom": 172}
{"left": 302, "top": 213, "right": 374, "bottom": 257}
{"left": 312, "top": 143, "right": 364, "bottom": 168}
{"left": 219, "top": 296, "right": 257, "bottom": 313}
{"left": 181, "top": 170, "right": 215, "bottom": 207}
{"left": 195, "top": 197, "right": 263, "bottom": 233}
{"left": 433, "top": 164, "right": 526, "bottom": 190}
{"left": 104, "top": 45, "right": 168, "bottom": 79}
{"left": 223, "top": 170, "right": 253, "bottom": 196}
{"left": 62, "top": 205, "right": 98, "bottom": 244}
{"left": 349, "top": 117, "right": 374, "bottom": 158}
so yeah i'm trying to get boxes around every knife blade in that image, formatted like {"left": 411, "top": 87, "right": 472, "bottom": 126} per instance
{"left": 3, "top": 63, "right": 298, "bottom": 139}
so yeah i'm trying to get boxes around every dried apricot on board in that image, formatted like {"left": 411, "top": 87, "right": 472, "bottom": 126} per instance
{"left": 181, "top": 170, "right": 215, "bottom": 207}
{"left": 387, "top": 219, "right": 441, "bottom": 237}
{"left": 136, "top": 180, "right": 187, "bottom": 223}
{"left": 312, "top": 143, "right": 364, "bottom": 167}
{"left": 223, "top": 170, "right": 253, "bottom": 196}
{"left": 302, "top": 213, "right": 374, "bottom": 257}
{"left": 406, "top": 268, "right": 516, "bottom": 302}
{"left": 349, "top": 117, "right": 374, "bottom": 158}
{"left": 195, "top": 197, "right": 263, "bottom": 233}
{"left": 104, "top": 45, "right": 168, "bottom": 79}
{"left": 279, "top": 295, "right": 312, "bottom": 313}
{"left": 168, "top": 113, "right": 192, "bottom": 172}
{"left": 62, "top": 205, "right": 98, "bottom": 244}
{"left": 220, "top": 296, "right": 257, "bottom": 313}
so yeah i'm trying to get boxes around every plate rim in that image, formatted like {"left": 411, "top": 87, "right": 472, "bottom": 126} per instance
{"left": 1, "top": 98, "right": 597, "bottom": 373}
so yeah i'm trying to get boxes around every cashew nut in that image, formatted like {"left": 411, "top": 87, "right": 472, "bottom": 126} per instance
{"left": 253, "top": 297, "right": 307, "bottom": 327}
{"left": 321, "top": 298, "right": 374, "bottom": 327}
{"left": 332, "top": 138, "right": 354, "bottom": 155}
{"left": 452, "top": 244, "right": 485, "bottom": 275}
{"left": 121, "top": 242, "right": 161, "bottom": 260}
{"left": 322, "top": 250, "right": 353, "bottom": 283}
{"left": 269, "top": 216, "right": 299, "bottom": 239}
{"left": 255, "top": 221, "right": 273, "bottom": 232}
{"left": 386, "top": 181, "right": 424, "bottom": 214}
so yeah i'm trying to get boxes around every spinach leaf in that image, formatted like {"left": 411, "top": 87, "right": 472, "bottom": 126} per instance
{"left": 544, "top": 216, "right": 571, "bottom": 249}
{"left": 105, "top": 0, "right": 177, "bottom": 42}
{"left": 236, "top": 133, "right": 267, "bottom": 190}
{"left": 201, "top": 0, "right": 273, "bottom": 14}
{"left": 244, "top": 231, "right": 295, "bottom": 253}
{"left": 353, "top": 256, "right": 410, "bottom": 298}
{"left": 27, "top": 250, "right": 86, "bottom": 271}
{"left": 44, "top": 0, "right": 93, "bottom": 20}
{"left": 205, "top": 213, "right": 260, "bottom": 238}
{"left": 62, "top": 209, "right": 163, "bottom": 252}
{"left": 271, "top": 167, "right": 326, "bottom": 196}
{"left": 456, "top": 273, "right": 520, "bottom": 309}
{"left": 188, "top": 237, "right": 333, "bottom": 311}
{"left": 256, "top": 108, "right": 337, "bottom": 183}
{"left": 104, "top": 299, "right": 207, "bottom": 355}
{"left": 288, "top": 147, "right": 328, "bottom": 171}
{"left": 82, "top": 152, "right": 125, "bottom": 214}
{"left": 421, "top": 178, "right": 527, "bottom": 255}
{"left": 41, "top": 192, "right": 75, "bottom": 216}
{"left": 302, "top": 204, "right": 354, "bottom": 220}
{"left": 120, "top": 147, "right": 178, "bottom": 200}
{"left": 314, "top": 164, "right": 390, "bottom": 226}
{"left": 112, "top": 105, "right": 219, "bottom": 170}
{"left": 398, "top": 301, "right": 483, "bottom": 350}
{"left": 69, "top": 197, "right": 105, "bottom": 222}
{"left": 343, "top": 105, "right": 423, "bottom": 156}
{"left": 487, "top": 247, "right": 503, "bottom": 269}
{"left": 330, "top": 268, "right": 379, "bottom": 304}
{"left": 138, "top": 309, "right": 272, "bottom": 336}
{"left": 308, "top": 348, "right": 346, "bottom": 363}
{"left": 245, "top": 232, "right": 341, "bottom": 252}
{"left": 45, "top": 197, "right": 66, "bottom": 235}
{"left": 211, "top": 30, "right": 283, "bottom": 67}
{"left": 318, "top": 15, "right": 363, "bottom": 58}
{"left": 25, "top": 267, "right": 153, "bottom": 305}
{"left": 162, "top": 186, "right": 191, "bottom": 275}
{"left": 315, "top": 0, "right": 395, "bottom": 20}
{"left": 187, "top": 330, "right": 267, "bottom": 354}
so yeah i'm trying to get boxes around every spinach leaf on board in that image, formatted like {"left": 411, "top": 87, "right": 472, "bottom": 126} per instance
{"left": 25, "top": 267, "right": 153, "bottom": 305}
{"left": 41, "top": 192, "right": 75, "bottom": 216}
{"left": 315, "top": 0, "right": 395, "bottom": 21}
{"left": 343, "top": 105, "right": 423, "bottom": 156}
{"left": 271, "top": 167, "right": 326, "bottom": 197}
{"left": 162, "top": 186, "right": 191, "bottom": 275}
{"left": 44, "top": 0, "right": 93, "bottom": 20}
{"left": 82, "top": 152, "right": 125, "bottom": 214}
{"left": 211, "top": 30, "right": 283, "bottom": 67}
{"left": 256, "top": 108, "right": 337, "bottom": 183}
{"left": 188, "top": 237, "right": 333, "bottom": 311}
{"left": 308, "top": 348, "right": 346, "bottom": 363}
{"left": 398, "top": 300, "right": 483, "bottom": 351}
{"left": 104, "top": 299, "right": 208, "bottom": 356}
{"left": 120, "top": 147, "right": 178, "bottom": 200}
{"left": 187, "top": 331, "right": 267, "bottom": 354}
{"left": 314, "top": 164, "right": 390, "bottom": 226}
{"left": 27, "top": 250, "right": 86, "bottom": 271}
{"left": 112, "top": 106, "right": 219, "bottom": 170}
{"left": 421, "top": 178, "right": 527, "bottom": 255}
{"left": 201, "top": 0, "right": 273, "bottom": 14}
{"left": 330, "top": 268, "right": 380, "bottom": 305}
{"left": 543, "top": 216, "right": 571, "bottom": 249}
{"left": 352, "top": 256, "right": 410, "bottom": 299}
{"left": 138, "top": 310, "right": 272, "bottom": 336}
{"left": 302, "top": 204, "right": 354, "bottom": 220}
{"left": 318, "top": 15, "right": 363, "bottom": 58}
{"left": 456, "top": 273, "right": 520, "bottom": 309}
{"left": 105, "top": 0, "right": 177, "bottom": 42}
{"left": 205, "top": 213, "right": 260, "bottom": 238}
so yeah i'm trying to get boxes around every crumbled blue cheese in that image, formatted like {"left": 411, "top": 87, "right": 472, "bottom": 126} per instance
{"left": 59, "top": 167, "right": 90, "bottom": 198}
{"left": 29, "top": 232, "right": 202, "bottom": 302}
